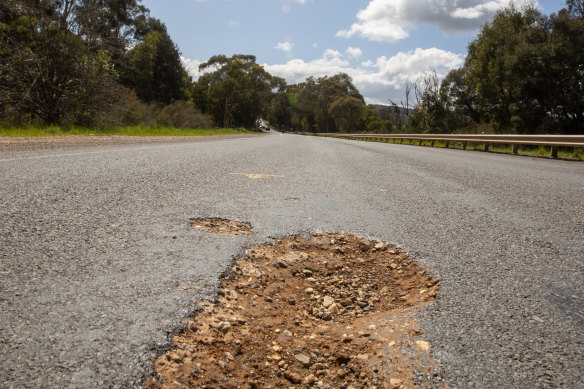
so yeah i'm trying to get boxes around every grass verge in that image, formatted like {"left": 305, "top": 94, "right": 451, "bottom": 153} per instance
{"left": 0, "top": 126, "right": 256, "bottom": 137}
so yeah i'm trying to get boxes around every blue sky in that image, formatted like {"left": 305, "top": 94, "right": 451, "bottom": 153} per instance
{"left": 141, "top": 0, "right": 566, "bottom": 104}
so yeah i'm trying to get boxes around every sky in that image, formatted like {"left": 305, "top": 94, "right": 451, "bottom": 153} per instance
{"left": 140, "top": 0, "right": 566, "bottom": 105}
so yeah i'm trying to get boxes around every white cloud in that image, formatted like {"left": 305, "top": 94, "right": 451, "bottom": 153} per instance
{"left": 228, "top": 20, "right": 239, "bottom": 28}
{"left": 181, "top": 56, "right": 204, "bottom": 81}
{"left": 263, "top": 48, "right": 464, "bottom": 104}
{"left": 337, "top": 19, "right": 408, "bottom": 43}
{"left": 338, "top": 0, "right": 532, "bottom": 43}
{"left": 345, "top": 47, "right": 363, "bottom": 60}
{"left": 274, "top": 41, "right": 295, "bottom": 52}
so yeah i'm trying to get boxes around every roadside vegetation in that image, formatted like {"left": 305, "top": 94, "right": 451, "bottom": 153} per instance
{"left": 1, "top": 0, "right": 582, "bottom": 137}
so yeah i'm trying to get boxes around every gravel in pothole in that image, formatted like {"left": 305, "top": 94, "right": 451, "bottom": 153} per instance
{"left": 191, "top": 218, "right": 253, "bottom": 236}
{"left": 147, "top": 233, "right": 441, "bottom": 389}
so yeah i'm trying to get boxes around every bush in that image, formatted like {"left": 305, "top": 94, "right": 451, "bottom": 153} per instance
{"left": 155, "top": 101, "right": 212, "bottom": 129}
{"left": 103, "top": 88, "right": 213, "bottom": 129}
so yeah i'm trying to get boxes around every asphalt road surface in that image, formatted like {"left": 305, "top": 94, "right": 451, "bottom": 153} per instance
{"left": 1, "top": 133, "right": 583, "bottom": 388}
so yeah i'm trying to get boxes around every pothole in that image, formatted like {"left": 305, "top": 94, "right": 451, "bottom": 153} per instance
{"left": 190, "top": 218, "right": 253, "bottom": 236}
{"left": 147, "top": 233, "right": 441, "bottom": 388}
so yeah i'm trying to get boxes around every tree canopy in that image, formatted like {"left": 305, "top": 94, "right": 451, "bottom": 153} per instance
{"left": 193, "top": 54, "right": 285, "bottom": 128}
{"left": 409, "top": 1, "right": 584, "bottom": 134}
{"left": 0, "top": 0, "right": 198, "bottom": 127}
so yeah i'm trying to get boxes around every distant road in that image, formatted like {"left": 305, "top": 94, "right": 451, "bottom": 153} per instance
{"left": 1, "top": 134, "right": 582, "bottom": 387}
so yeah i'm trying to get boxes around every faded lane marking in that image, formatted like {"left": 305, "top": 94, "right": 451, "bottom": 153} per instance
{"left": 231, "top": 173, "right": 284, "bottom": 179}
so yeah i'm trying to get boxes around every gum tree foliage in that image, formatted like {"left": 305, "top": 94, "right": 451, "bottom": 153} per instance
{"left": 438, "top": 67, "right": 479, "bottom": 132}
{"left": 363, "top": 104, "right": 390, "bottom": 133}
{"left": 409, "top": 68, "right": 450, "bottom": 133}
{"left": 464, "top": 5, "right": 551, "bottom": 132}
{"left": 193, "top": 54, "right": 286, "bottom": 128}
{"left": 0, "top": 0, "right": 126, "bottom": 125}
{"left": 295, "top": 73, "right": 365, "bottom": 132}
{"left": 328, "top": 96, "right": 364, "bottom": 133}
{"left": 412, "top": 1, "right": 583, "bottom": 134}
{"left": 266, "top": 86, "right": 292, "bottom": 131}
{"left": 122, "top": 18, "right": 191, "bottom": 104}
{"left": 0, "top": 0, "right": 198, "bottom": 126}
{"left": 545, "top": 2, "right": 584, "bottom": 133}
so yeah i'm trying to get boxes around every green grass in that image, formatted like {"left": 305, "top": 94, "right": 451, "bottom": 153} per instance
{"left": 0, "top": 125, "right": 256, "bottom": 137}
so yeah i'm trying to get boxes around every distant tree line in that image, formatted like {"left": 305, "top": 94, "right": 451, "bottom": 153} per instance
{"left": 1, "top": 1, "right": 581, "bottom": 134}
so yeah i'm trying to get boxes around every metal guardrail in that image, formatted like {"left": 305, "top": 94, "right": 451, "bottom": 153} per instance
{"left": 308, "top": 133, "right": 584, "bottom": 159}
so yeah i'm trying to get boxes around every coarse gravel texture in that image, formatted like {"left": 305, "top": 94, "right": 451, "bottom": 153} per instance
{"left": 0, "top": 133, "right": 583, "bottom": 388}
{"left": 148, "top": 232, "right": 440, "bottom": 388}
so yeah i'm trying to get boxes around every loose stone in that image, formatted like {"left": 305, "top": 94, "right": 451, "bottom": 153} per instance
{"left": 295, "top": 353, "right": 312, "bottom": 367}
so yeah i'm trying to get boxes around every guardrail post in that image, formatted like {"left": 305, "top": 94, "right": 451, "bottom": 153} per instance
{"left": 431, "top": 140, "right": 434, "bottom": 147}
{"left": 445, "top": 140, "right": 450, "bottom": 148}
{"left": 484, "top": 143, "right": 490, "bottom": 152}
{"left": 462, "top": 142, "right": 467, "bottom": 150}
{"left": 512, "top": 144, "right": 519, "bottom": 154}
{"left": 550, "top": 146, "right": 558, "bottom": 159}
{"left": 419, "top": 139, "right": 423, "bottom": 146}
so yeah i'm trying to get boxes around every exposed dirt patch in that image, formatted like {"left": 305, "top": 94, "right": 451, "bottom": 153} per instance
{"left": 191, "top": 218, "right": 254, "bottom": 236}
{"left": 147, "top": 233, "right": 441, "bottom": 388}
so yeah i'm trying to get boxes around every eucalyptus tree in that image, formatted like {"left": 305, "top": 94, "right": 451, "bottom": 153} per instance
{"left": 0, "top": 0, "right": 145, "bottom": 125}
{"left": 296, "top": 73, "right": 364, "bottom": 132}
{"left": 122, "top": 18, "right": 190, "bottom": 104}
{"left": 193, "top": 54, "right": 285, "bottom": 128}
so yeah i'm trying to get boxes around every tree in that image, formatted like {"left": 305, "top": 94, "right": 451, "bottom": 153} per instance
{"left": 193, "top": 54, "right": 284, "bottom": 128}
{"left": 439, "top": 67, "right": 478, "bottom": 132}
{"left": 0, "top": 1, "right": 118, "bottom": 125}
{"left": 363, "top": 104, "right": 390, "bottom": 133}
{"left": 409, "top": 68, "right": 448, "bottom": 133}
{"left": 463, "top": 3, "right": 584, "bottom": 133}
{"left": 122, "top": 22, "right": 191, "bottom": 104}
{"left": 328, "top": 96, "right": 364, "bottom": 133}
{"left": 465, "top": 5, "right": 550, "bottom": 132}
{"left": 296, "top": 73, "right": 364, "bottom": 132}
{"left": 54, "top": 0, "right": 146, "bottom": 62}
{"left": 266, "top": 86, "right": 292, "bottom": 130}
{"left": 544, "top": 7, "right": 584, "bottom": 132}
{"left": 0, "top": 0, "right": 148, "bottom": 126}
{"left": 566, "top": 0, "right": 583, "bottom": 19}
{"left": 387, "top": 80, "right": 413, "bottom": 132}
